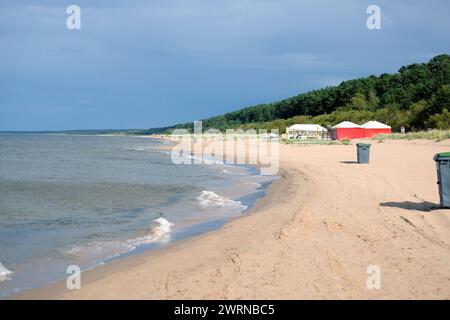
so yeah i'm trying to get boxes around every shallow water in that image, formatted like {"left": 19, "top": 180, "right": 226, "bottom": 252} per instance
{"left": 0, "top": 134, "right": 274, "bottom": 297}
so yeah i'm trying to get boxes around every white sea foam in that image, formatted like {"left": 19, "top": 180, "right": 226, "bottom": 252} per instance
{"left": 128, "top": 146, "right": 154, "bottom": 152}
{"left": 0, "top": 262, "right": 13, "bottom": 282}
{"left": 202, "top": 156, "right": 225, "bottom": 165}
{"left": 197, "top": 191, "right": 247, "bottom": 211}
{"left": 181, "top": 154, "right": 226, "bottom": 165}
{"left": 67, "top": 217, "right": 174, "bottom": 261}
{"left": 243, "top": 181, "right": 262, "bottom": 188}
{"left": 131, "top": 217, "right": 174, "bottom": 247}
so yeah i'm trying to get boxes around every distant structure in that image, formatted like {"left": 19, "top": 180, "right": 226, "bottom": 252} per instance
{"left": 286, "top": 124, "right": 328, "bottom": 140}
{"left": 331, "top": 121, "right": 364, "bottom": 140}
{"left": 287, "top": 120, "right": 392, "bottom": 141}
{"left": 362, "top": 121, "right": 392, "bottom": 138}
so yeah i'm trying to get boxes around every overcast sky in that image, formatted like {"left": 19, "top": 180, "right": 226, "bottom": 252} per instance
{"left": 1, "top": 0, "right": 449, "bottom": 131}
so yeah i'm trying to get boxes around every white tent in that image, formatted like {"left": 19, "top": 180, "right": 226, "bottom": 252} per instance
{"left": 361, "top": 120, "right": 391, "bottom": 129}
{"left": 331, "top": 121, "right": 364, "bottom": 140}
{"left": 286, "top": 124, "right": 328, "bottom": 139}
{"left": 361, "top": 120, "right": 392, "bottom": 138}
{"left": 332, "top": 121, "right": 362, "bottom": 128}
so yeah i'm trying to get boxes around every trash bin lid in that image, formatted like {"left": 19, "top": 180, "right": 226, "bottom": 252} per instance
{"left": 356, "top": 143, "right": 371, "bottom": 148}
{"left": 437, "top": 152, "right": 450, "bottom": 157}
{"left": 434, "top": 152, "right": 450, "bottom": 161}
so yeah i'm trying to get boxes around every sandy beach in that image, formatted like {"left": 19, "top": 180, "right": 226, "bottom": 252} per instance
{"left": 15, "top": 138, "right": 450, "bottom": 299}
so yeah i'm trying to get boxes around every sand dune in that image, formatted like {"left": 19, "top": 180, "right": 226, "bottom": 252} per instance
{"left": 16, "top": 139, "right": 450, "bottom": 299}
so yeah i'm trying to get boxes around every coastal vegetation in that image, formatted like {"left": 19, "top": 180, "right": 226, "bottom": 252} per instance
{"left": 137, "top": 54, "right": 449, "bottom": 135}
{"left": 371, "top": 129, "right": 450, "bottom": 142}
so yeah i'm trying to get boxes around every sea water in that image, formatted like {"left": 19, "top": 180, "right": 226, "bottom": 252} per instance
{"left": 0, "top": 134, "right": 275, "bottom": 298}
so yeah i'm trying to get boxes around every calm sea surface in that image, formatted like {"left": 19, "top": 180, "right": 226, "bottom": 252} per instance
{"left": 0, "top": 134, "right": 274, "bottom": 298}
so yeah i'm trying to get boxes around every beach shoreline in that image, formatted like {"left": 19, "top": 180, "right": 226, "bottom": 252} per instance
{"left": 12, "top": 163, "right": 293, "bottom": 300}
{"left": 12, "top": 138, "right": 450, "bottom": 299}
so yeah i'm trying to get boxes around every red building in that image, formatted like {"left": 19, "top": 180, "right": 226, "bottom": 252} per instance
{"left": 362, "top": 121, "right": 392, "bottom": 138}
{"left": 331, "top": 121, "right": 364, "bottom": 140}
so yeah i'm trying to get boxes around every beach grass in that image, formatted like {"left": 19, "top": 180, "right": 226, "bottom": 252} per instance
{"left": 371, "top": 130, "right": 450, "bottom": 142}
{"left": 282, "top": 139, "right": 349, "bottom": 145}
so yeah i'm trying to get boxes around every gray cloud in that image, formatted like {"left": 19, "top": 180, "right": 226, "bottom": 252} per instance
{"left": 1, "top": 0, "right": 449, "bottom": 130}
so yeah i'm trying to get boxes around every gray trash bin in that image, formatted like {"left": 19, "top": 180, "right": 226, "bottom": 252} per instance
{"left": 356, "top": 143, "right": 371, "bottom": 164}
{"left": 434, "top": 152, "right": 450, "bottom": 208}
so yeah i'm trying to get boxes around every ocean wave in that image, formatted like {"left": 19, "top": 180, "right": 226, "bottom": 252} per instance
{"left": 146, "top": 217, "right": 174, "bottom": 239}
{"left": 201, "top": 155, "right": 225, "bottom": 165}
{"left": 67, "top": 217, "right": 174, "bottom": 261}
{"left": 0, "top": 263, "right": 13, "bottom": 282}
{"left": 197, "top": 191, "right": 247, "bottom": 211}
{"left": 242, "top": 181, "right": 262, "bottom": 188}
{"left": 128, "top": 146, "right": 154, "bottom": 152}
{"left": 180, "top": 154, "right": 225, "bottom": 165}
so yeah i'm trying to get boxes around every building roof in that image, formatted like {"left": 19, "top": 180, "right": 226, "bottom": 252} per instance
{"left": 332, "top": 121, "right": 362, "bottom": 129}
{"left": 361, "top": 120, "right": 391, "bottom": 129}
{"left": 287, "top": 124, "right": 327, "bottom": 132}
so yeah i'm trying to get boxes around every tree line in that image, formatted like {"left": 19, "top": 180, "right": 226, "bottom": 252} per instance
{"left": 135, "top": 54, "right": 450, "bottom": 135}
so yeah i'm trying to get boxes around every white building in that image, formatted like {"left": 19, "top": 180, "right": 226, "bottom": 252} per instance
{"left": 286, "top": 124, "right": 328, "bottom": 139}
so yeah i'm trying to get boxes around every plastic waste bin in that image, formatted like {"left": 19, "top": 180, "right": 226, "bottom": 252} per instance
{"left": 356, "top": 143, "right": 371, "bottom": 164}
{"left": 433, "top": 152, "right": 450, "bottom": 208}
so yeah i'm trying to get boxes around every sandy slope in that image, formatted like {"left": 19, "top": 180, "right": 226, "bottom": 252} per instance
{"left": 16, "top": 139, "right": 450, "bottom": 299}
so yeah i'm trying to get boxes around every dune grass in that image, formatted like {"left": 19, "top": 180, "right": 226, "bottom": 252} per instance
{"left": 371, "top": 130, "right": 450, "bottom": 142}
{"left": 282, "top": 139, "right": 349, "bottom": 145}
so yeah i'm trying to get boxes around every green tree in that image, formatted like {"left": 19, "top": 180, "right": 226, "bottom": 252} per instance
{"left": 426, "top": 109, "right": 450, "bottom": 129}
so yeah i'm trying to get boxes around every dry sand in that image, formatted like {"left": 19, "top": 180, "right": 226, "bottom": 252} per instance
{"left": 15, "top": 139, "right": 450, "bottom": 299}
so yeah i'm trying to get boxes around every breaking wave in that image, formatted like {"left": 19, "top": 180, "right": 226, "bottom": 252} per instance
{"left": 0, "top": 263, "right": 13, "bottom": 282}
{"left": 67, "top": 217, "right": 174, "bottom": 261}
{"left": 196, "top": 191, "right": 247, "bottom": 211}
{"left": 128, "top": 146, "right": 152, "bottom": 152}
